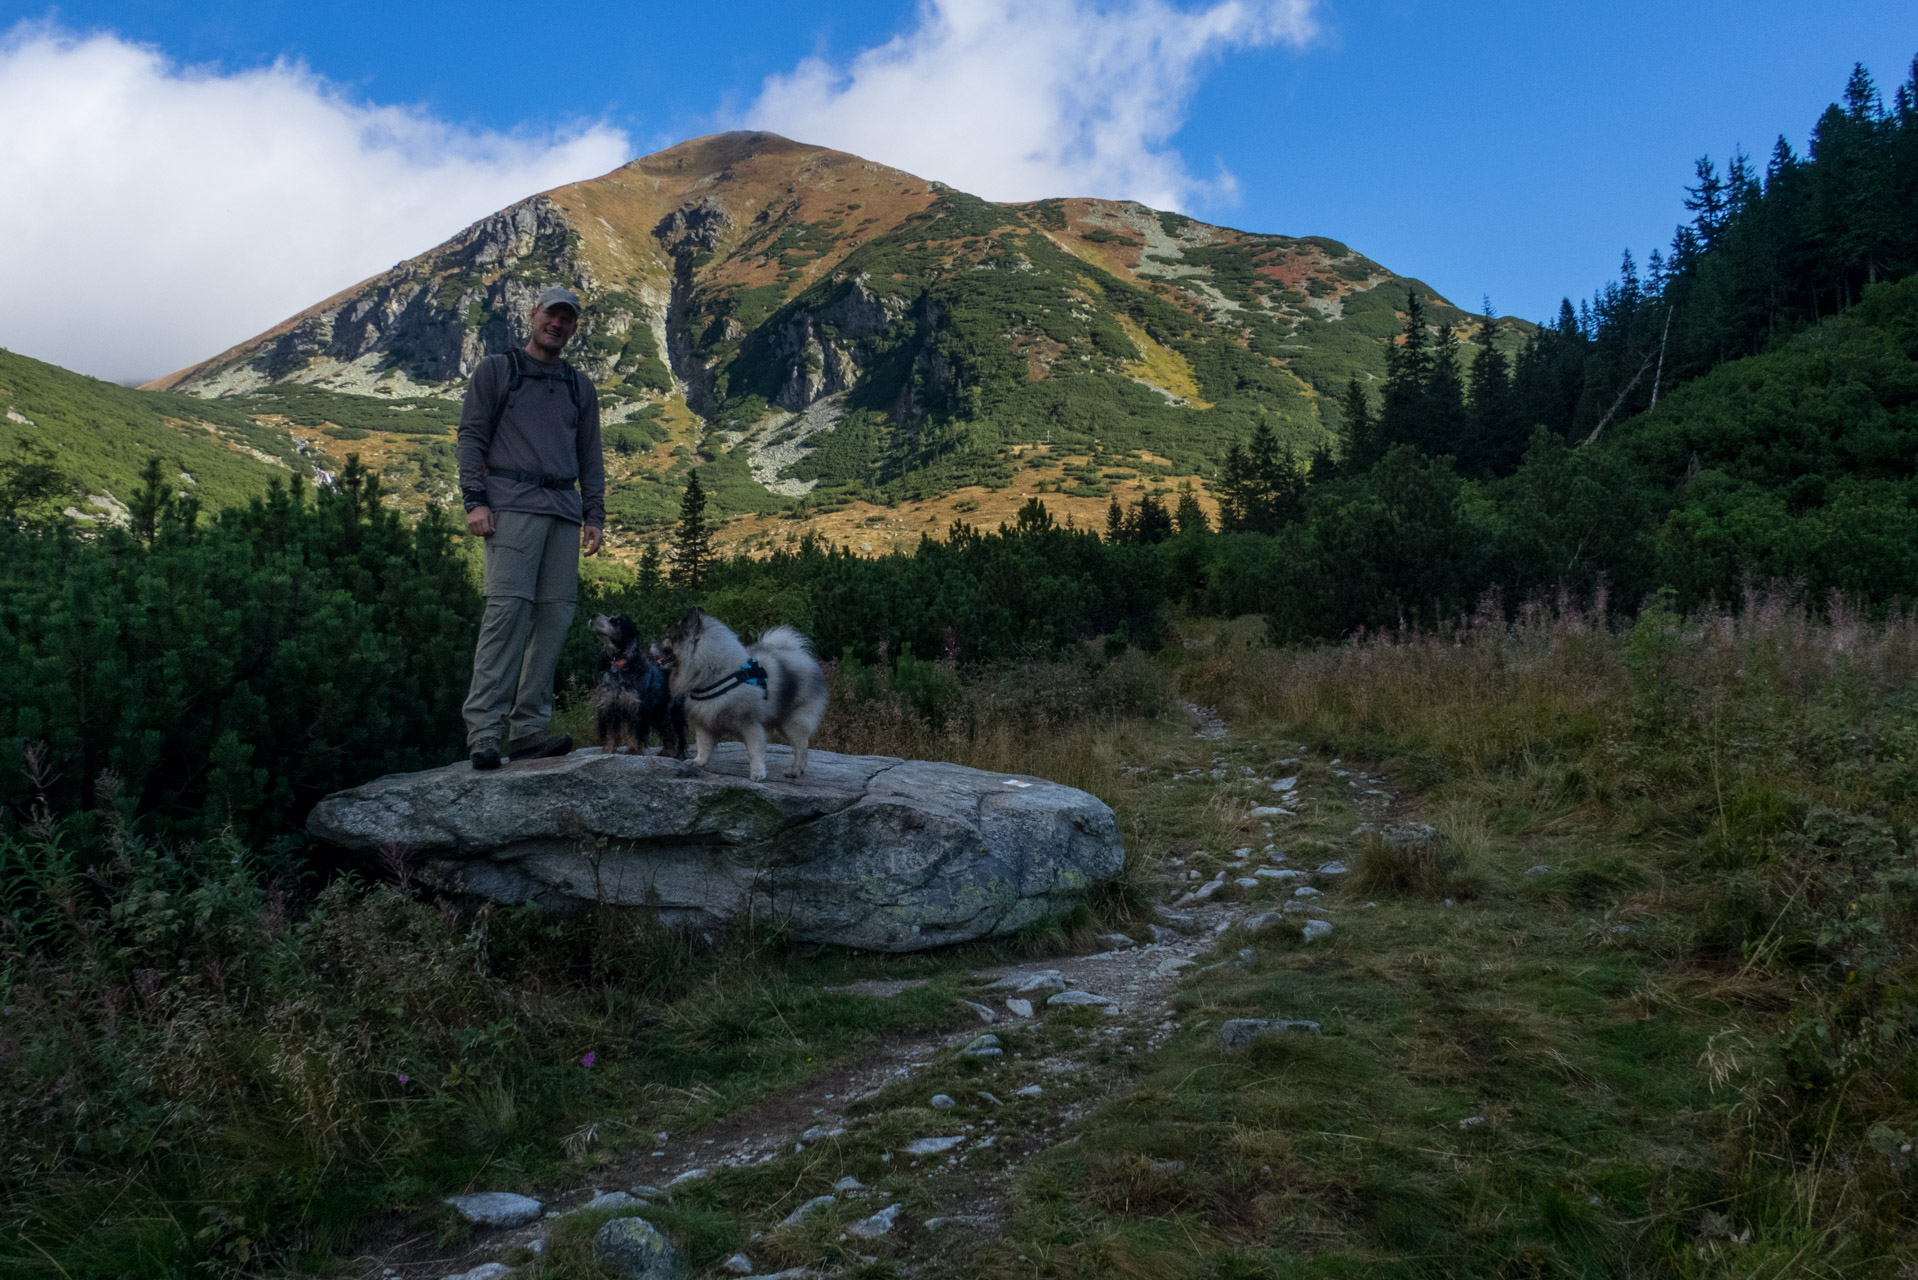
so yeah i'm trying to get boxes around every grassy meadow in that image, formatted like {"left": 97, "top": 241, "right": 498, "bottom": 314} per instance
{"left": 4, "top": 592, "right": 1915, "bottom": 1277}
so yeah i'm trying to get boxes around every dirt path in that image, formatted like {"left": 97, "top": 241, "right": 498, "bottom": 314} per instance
{"left": 368, "top": 739, "right": 1409, "bottom": 1280}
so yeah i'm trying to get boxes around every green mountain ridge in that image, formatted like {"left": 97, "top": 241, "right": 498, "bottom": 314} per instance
{"left": 0, "top": 347, "right": 315, "bottom": 523}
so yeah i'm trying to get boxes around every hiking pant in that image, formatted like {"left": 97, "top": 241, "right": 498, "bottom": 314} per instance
{"left": 463, "top": 510, "right": 580, "bottom": 748}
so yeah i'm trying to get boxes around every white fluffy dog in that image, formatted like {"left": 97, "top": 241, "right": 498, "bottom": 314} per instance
{"left": 654, "top": 608, "right": 829, "bottom": 780}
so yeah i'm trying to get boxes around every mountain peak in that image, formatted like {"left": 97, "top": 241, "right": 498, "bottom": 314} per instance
{"left": 144, "top": 133, "right": 1525, "bottom": 540}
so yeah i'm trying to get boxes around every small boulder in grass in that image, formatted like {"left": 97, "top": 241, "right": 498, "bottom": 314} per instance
{"left": 577, "top": 1189, "right": 643, "bottom": 1213}
{"left": 1301, "top": 918, "right": 1333, "bottom": 942}
{"left": 778, "top": 1195, "right": 836, "bottom": 1228}
{"left": 1219, "top": 1018, "right": 1322, "bottom": 1051}
{"left": 592, "top": 1215, "right": 688, "bottom": 1280}
{"left": 846, "top": 1203, "right": 902, "bottom": 1239}
{"left": 959, "top": 1033, "right": 1004, "bottom": 1057}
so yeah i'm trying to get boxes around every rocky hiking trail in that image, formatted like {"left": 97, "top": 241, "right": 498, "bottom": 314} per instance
{"left": 360, "top": 728, "right": 1417, "bottom": 1280}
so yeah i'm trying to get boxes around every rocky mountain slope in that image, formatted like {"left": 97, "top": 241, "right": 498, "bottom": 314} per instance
{"left": 148, "top": 132, "right": 1530, "bottom": 545}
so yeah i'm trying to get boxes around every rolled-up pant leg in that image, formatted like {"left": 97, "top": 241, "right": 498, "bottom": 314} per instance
{"left": 463, "top": 511, "right": 579, "bottom": 747}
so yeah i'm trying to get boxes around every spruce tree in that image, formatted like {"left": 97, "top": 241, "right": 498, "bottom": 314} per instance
{"left": 1379, "top": 290, "right": 1432, "bottom": 453}
{"left": 1215, "top": 443, "right": 1252, "bottom": 531}
{"left": 1339, "top": 376, "right": 1377, "bottom": 473}
{"left": 638, "top": 538, "right": 664, "bottom": 592}
{"left": 1684, "top": 155, "right": 1729, "bottom": 249}
{"left": 1422, "top": 323, "right": 1469, "bottom": 457}
{"left": 1465, "top": 312, "right": 1517, "bottom": 476}
{"left": 1173, "top": 482, "right": 1209, "bottom": 534}
{"left": 671, "top": 469, "right": 712, "bottom": 588}
{"left": 1130, "top": 494, "right": 1174, "bottom": 543}
{"left": 1106, "top": 495, "right": 1125, "bottom": 543}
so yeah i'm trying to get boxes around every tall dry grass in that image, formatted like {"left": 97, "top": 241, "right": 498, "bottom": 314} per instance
{"left": 1179, "top": 588, "right": 1918, "bottom": 1268}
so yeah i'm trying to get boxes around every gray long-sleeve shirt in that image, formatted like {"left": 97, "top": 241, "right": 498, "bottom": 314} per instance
{"left": 456, "top": 351, "right": 605, "bottom": 527}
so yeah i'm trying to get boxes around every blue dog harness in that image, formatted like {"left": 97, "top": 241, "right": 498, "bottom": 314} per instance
{"left": 688, "top": 659, "right": 770, "bottom": 702}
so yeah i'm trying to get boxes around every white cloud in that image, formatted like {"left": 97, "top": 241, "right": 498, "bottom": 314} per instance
{"left": 0, "top": 25, "right": 630, "bottom": 383}
{"left": 745, "top": 0, "right": 1317, "bottom": 210}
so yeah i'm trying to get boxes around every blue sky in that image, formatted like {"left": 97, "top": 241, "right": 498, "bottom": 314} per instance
{"left": 3, "top": 0, "right": 1915, "bottom": 379}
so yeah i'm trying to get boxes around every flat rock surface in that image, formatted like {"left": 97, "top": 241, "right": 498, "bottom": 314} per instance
{"left": 307, "top": 744, "right": 1124, "bottom": 952}
{"left": 442, "top": 1192, "right": 541, "bottom": 1228}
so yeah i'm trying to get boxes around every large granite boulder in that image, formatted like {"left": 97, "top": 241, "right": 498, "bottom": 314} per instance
{"left": 306, "top": 744, "right": 1124, "bottom": 951}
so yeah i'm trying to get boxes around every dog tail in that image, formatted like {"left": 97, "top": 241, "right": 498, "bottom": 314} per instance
{"left": 754, "top": 625, "right": 816, "bottom": 657}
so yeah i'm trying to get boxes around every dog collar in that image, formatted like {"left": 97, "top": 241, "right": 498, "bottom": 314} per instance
{"left": 610, "top": 658, "right": 628, "bottom": 670}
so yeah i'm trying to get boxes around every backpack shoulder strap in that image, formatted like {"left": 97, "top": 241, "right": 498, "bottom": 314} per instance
{"left": 560, "top": 359, "right": 584, "bottom": 415}
{"left": 487, "top": 350, "right": 525, "bottom": 435}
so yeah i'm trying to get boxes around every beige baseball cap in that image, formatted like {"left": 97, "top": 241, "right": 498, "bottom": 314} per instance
{"left": 533, "top": 285, "right": 581, "bottom": 314}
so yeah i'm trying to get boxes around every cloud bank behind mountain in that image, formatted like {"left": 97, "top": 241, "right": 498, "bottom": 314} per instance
{"left": 0, "top": 25, "right": 629, "bottom": 383}
{"left": 0, "top": 2, "right": 1317, "bottom": 383}
{"left": 746, "top": 0, "right": 1319, "bottom": 209}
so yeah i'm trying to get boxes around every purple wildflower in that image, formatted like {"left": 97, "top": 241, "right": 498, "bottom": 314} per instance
{"left": 581, "top": 1051, "right": 597, "bottom": 1068}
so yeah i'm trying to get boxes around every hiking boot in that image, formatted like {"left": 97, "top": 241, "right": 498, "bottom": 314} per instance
{"left": 505, "top": 731, "right": 573, "bottom": 762}
{"left": 470, "top": 738, "right": 502, "bottom": 771}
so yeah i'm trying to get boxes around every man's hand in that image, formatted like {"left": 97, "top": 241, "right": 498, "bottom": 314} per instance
{"left": 466, "top": 505, "right": 496, "bottom": 537}
{"left": 582, "top": 524, "right": 603, "bottom": 556}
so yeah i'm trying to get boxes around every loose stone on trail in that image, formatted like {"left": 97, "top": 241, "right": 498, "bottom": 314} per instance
{"left": 960, "top": 999, "right": 997, "bottom": 1023}
{"left": 443, "top": 1192, "right": 542, "bottom": 1228}
{"left": 443, "top": 1264, "right": 512, "bottom": 1280}
{"left": 904, "top": 1136, "right": 964, "bottom": 1156}
{"left": 989, "top": 970, "right": 1067, "bottom": 992}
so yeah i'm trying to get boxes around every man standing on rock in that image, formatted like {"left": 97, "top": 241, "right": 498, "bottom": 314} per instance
{"left": 458, "top": 285, "right": 604, "bottom": 769}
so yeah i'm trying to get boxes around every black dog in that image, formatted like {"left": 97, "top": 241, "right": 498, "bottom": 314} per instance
{"left": 587, "top": 614, "right": 687, "bottom": 758}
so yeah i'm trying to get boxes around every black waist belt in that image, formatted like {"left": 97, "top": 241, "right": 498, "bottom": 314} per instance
{"left": 490, "top": 467, "right": 577, "bottom": 491}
